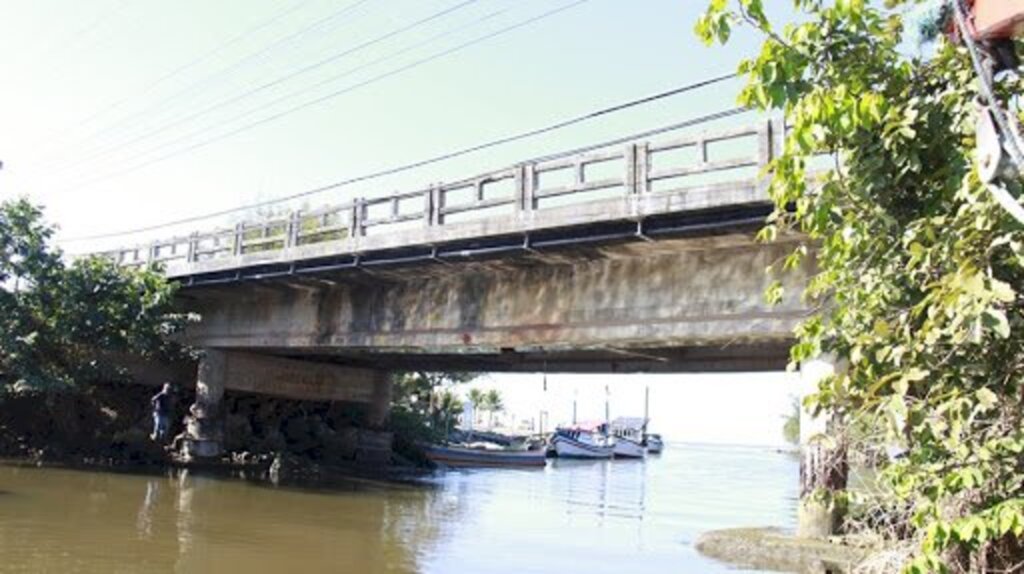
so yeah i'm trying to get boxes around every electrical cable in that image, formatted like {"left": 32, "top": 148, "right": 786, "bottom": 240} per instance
{"left": 72, "top": 6, "right": 515, "bottom": 181}
{"left": 38, "top": 0, "right": 377, "bottom": 172}
{"left": 61, "top": 102, "right": 745, "bottom": 243}
{"left": 64, "top": 0, "right": 314, "bottom": 136}
{"left": 52, "top": 0, "right": 476, "bottom": 176}
{"left": 55, "top": 0, "right": 594, "bottom": 195}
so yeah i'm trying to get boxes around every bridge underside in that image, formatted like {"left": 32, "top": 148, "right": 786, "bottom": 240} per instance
{"left": 177, "top": 224, "right": 810, "bottom": 374}
{"left": 234, "top": 342, "right": 794, "bottom": 373}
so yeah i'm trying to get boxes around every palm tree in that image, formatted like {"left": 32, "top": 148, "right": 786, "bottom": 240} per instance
{"left": 467, "top": 388, "right": 486, "bottom": 426}
{"left": 434, "top": 390, "right": 463, "bottom": 437}
{"left": 483, "top": 389, "right": 504, "bottom": 429}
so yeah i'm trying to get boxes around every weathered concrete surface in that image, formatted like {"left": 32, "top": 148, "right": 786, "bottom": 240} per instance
{"left": 696, "top": 527, "right": 869, "bottom": 574}
{"left": 205, "top": 350, "right": 382, "bottom": 403}
{"left": 178, "top": 236, "right": 810, "bottom": 373}
{"left": 119, "top": 351, "right": 385, "bottom": 404}
{"left": 181, "top": 349, "right": 227, "bottom": 460}
{"left": 178, "top": 350, "right": 393, "bottom": 461}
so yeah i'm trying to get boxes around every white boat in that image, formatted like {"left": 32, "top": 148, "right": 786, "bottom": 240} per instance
{"left": 645, "top": 433, "right": 664, "bottom": 454}
{"left": 551, "top": 423, "right": 614, "bottom": 459}
{"left": 610, "top": 417, "right": 647, "bottom": 459}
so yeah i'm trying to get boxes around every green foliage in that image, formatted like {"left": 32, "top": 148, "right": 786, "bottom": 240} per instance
{"left": 698, "top": 1, "right": 1024, "bottom": 571}
{"left": 0, "top": 198, "right": 189, "bottom": 392}
{"left": 391, "top": 371, "right": 475, "bottom": 439}
{"left": 482, "top": 388, "right": 504, "bottom": 428}
{"left": 467, "top": 388, "right": 486, "bottom": 426}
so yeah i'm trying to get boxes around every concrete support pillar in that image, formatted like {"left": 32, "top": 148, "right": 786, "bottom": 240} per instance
{"left": 797, "top": 356, "right": 848, "bottom": 539}
{"left": 356, "top": 372, "right": 393, "bottom": 465}
{"left": 366, "top": 372, "right": 392, "bottom": 429}
{"left": 181, "top": 350, "right": 226, "bottom": 461}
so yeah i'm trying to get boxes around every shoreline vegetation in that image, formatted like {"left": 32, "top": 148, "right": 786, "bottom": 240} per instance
{"left": 0, "top": 380, "right": 434, "bottom": 485}
{"left": 696, "top": 1, "right": 1024, "bottom": 571}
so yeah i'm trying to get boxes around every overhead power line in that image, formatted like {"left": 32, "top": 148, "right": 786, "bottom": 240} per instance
{"left": 38, "top": 0, "right": 376, "bottom": 172}
{"left": 60, "top": 0, "right": 314, "bottom": 137}
{"left": 54, "top": 0, "right": 604, "bottom": 194}
{"left": 62, "top": 92, "right": 744, "bottom": 243}
{"left": 65, "top": 4, "right": 513, "bottom": 185}
{"left": 52, "top": 0, "right": 476, "bottom": 176}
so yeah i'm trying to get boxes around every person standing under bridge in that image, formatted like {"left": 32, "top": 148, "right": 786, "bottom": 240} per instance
{"left": 150, "top": 383, "right": 175, "bottom": 442}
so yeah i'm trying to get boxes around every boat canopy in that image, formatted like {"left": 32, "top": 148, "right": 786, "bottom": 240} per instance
{"left": 610, "top": 416, "right": 648, "bottom": 431}
{"left": 559, "top": 420, "right": 607, "bottom": 433}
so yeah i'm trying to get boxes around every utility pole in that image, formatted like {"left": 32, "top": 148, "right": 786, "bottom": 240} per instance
{"left": 572, "top": 388, "right": 578, "bottom": 425}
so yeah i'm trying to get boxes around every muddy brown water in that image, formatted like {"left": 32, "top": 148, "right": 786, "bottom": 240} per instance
{"left": 0, "top": 444, "right": 796, "bottom": 573}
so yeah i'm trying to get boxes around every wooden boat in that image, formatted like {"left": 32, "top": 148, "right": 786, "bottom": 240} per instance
{"left": 551, "top": 423, "right": 615, "bottom": 459}
{"left": 424, "top": 444, "right": 547, "bottom": 468}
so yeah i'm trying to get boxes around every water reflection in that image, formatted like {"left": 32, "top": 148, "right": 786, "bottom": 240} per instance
{"left": 0, "top": 444, "right": 797, "bottom": 573}
{"left": 135, "top": 478, "right": 160, "bottom": 540}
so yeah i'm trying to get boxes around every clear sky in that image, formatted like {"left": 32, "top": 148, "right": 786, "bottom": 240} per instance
{"left": 0, "top": 0, "right": 802, "bottom": 445}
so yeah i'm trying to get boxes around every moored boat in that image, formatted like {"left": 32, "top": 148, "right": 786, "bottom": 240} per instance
{"left": 610, "top": 417, "right": 647, "bottom": 459}
{"left": 645, "top": 433, "right": 664, "bottom": 454}
{"left": 424, "top": 444, "right": 547, "bottom": 468}
{"left": 551, "top": 423, "right": 615, "bottom": 459}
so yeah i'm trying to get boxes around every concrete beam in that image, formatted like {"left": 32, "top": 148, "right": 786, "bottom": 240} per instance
{"left": 213, "top": 351, "right": 381, "bottom": 403}
{"left": 179, "top": 238, "right": 810, "bottom": 372}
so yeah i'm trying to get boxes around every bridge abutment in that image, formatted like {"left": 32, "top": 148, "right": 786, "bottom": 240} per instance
{"left": 178, "top": 350, "right": 393, "bottom": 463}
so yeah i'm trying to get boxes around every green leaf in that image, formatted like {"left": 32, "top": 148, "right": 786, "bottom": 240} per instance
{"left": 981, "top": 308, "right": 1011, "bottom": 339}
{"left": 975, "top": 388, "right": 997, "bottom": 410}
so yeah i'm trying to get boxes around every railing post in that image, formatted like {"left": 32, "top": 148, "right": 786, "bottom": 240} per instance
{"left": 186, "top": 233, "right": 198, "bottom": 263}
{"left": 147, "top": 241, "right": 158, "bottom": 264}
{"left": 426, "top": 184, "right": 442, "bottom": 226}
{"left": 635, "top": 142, "right": 649, "bottom": 194}
{"left": 626, "top": 142, "right": 651, "bottom": 198}
{"left": 758, "top": 118, "right": 774, "bottom": 168}
{"left": 618, "top": 144, "right": 634, "bottom": 195}
{"left": 758, "top": 118, "right": 783, "bottom": 196}
{"left": 232, "top": 223, "right": 244, "bottom": 256}
{"left": 286, "top": 211, "right": 300, "bottom": 248}
{"left": 349, "top": 198, "right": 363, "bottom": 238}
{"left": 517, "top": 164, "right": 536, "bottom": 212}
{"left": 773, "top": 117, "right": 785, "bottom": 160}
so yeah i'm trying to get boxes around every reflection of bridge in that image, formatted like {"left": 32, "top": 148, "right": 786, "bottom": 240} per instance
{"left": 108, "top": 117, "right": 815, "bottom": 460}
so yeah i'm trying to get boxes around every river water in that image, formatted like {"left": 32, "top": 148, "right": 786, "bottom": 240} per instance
{"left": 0, "top": 443, "right": 797, "bottom": 573}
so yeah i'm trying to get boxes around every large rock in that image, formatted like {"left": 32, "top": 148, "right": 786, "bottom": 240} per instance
{"left": 695, "top": 527, "right": 869, "bottom": 574}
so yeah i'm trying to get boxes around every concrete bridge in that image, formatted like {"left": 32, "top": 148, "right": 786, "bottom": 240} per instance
{"left": 105, "top": 117, "right": 816, "bottom": 462}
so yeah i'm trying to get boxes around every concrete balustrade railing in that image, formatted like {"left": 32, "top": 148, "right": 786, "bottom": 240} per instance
{"left": 103, "top": 118, "right": 785, "bottom": 268}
